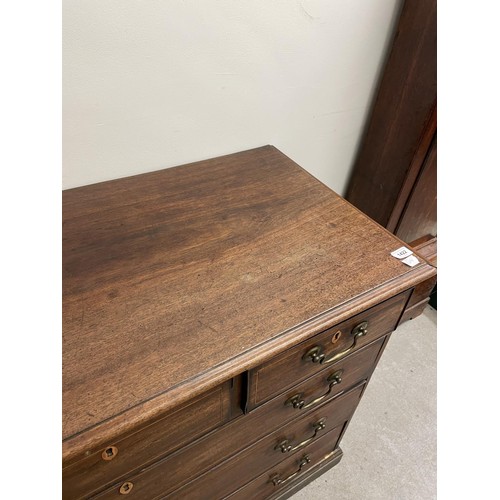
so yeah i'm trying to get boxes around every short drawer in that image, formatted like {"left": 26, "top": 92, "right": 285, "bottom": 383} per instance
{"left": 227, "top": 428, "right": 343, "bottom": 500}
{"left": 248, "top": 290, "right": 410, "bottom": 409}
{"left": 164, "top": 413, "right": 346, "bottom": 499}
{"left": 276, "top": 336, "right": 384, "bottom": 418}
{"left": 90, "top": 382, "right": 366, "bottom": 499}
{"left": 63, "top": 380, "right": 234, "bottom": 500}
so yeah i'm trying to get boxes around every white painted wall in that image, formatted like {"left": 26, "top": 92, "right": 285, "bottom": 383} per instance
{"left": 63, "top": 0, "right": 402, "bottom": 193}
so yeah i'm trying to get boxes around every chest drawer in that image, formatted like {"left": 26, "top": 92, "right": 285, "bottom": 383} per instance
{"left": 248, "top": 290, "right": 410, "bottom": 409}
{"left": 166, "top": 424, "right": 345, "bottom": 500}
{"left": 89, "top": 383, "right": 364, "bottom": 500}
{"left": 227, "top": 426, "right": 343, "bottom": 500}
{"left": 91, "top": 335, "right": 382, "bottom": 500}
{"left": 277, "top": 335, "right": 384, "bottom": 417}
{"left": 96, "top": 383, "right": 362, "bottom": 500}
{"left": 63, "top": 381, "right": 234, "bottom": 500}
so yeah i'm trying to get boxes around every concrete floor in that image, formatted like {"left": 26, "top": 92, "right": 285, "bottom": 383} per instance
{"left": 291, "top": 305, "right": 437, "bottom": 500}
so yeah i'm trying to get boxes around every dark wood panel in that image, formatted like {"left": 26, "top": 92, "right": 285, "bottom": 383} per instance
{"left": 411, "top": 235, "right": 437, "bottom": 266}
{"left": 345, "top": 0, "right": 437, "bottom": 228}
{"left": 395, "top": 136, "right": 437, "bottom": 243}
{"left": 63, "top": 145, "right": 436, "bottom": 461}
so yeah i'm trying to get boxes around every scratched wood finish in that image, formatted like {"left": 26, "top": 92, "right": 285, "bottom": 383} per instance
{"left": 63, "top": 145, "right": 436, "bottom": 462}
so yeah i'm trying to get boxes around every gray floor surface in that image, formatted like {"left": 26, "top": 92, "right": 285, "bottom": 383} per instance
{"left": 290, "top": 305, "right": 437, "bottom": 500}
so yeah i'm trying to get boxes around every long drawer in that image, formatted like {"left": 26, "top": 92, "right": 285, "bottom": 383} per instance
{"left": 248, "top": 290, "right": 410, "bottom": 409}
{"left": 91, "top": 381, "right": 367, "bottom": 499}
{"left": 63, "top": 380, "right": 234, "bottom": 499}
{"left": 227, "top": 428, "right": 344, "bottom": 500}
{"left": 166, "top": 424, "right": 345, "bottom": 500}
{"left": 92, "top": 336, "right": 384, "bottom": 499}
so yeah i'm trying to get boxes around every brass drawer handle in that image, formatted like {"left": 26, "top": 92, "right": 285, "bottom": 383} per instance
{"left": 275, "top": 418, "right": 327, "bottom": 453}
{"left": 271, "top": 454, "right": 311, "bottom": 486}
{"left": 303, "top": 321, "right": 368, "bottom": 365}
{"left": 285, "top": 370, "right": 343, "bottom": 410}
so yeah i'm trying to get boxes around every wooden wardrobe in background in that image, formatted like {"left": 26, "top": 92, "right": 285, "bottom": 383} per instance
{"left": 345, "top": 0, "right": 437, "bottom": 317}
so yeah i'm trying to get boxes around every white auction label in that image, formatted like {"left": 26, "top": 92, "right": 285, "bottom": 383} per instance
{"left": 402, "top": 255, "right": 420, "bottom": 267}
{"left": 390, "top": 246, "right": 413, "bottom": 259}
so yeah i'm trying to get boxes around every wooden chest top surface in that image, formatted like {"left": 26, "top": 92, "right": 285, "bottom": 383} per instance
{"left": 63, "top": 146, "right": 435, "bottom": 460}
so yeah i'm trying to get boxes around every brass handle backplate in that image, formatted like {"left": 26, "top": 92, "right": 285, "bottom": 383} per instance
{"left": 101, "top": 446, "right": 118, "bottom": 461}
{"left": 275, "top": 418, "right": 327, "bottom": 453}
{"left": 119, "top": 482, "right": 133, "bottom": 495}
{"left": 303, "top": 321, "right": 368, "bottom": 365}
{"left": 285, "top": 370, "right": 343, "bottom": 411}
{"left": 271, "top": 455, "right": 311, "bottom": 486}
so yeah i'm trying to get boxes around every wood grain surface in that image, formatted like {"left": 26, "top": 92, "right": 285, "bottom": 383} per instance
{"left": 63, "top": 146, "right": 436, "bottom": 461}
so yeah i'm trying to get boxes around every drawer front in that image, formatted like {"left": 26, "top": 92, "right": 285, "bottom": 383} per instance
{"left": 227, "top": 428, "right": 343, "bottom": 500}
{"left": 63, "top": 381, "right": 233, "bottom": 500}
{"left": 91, "top": 383, "right": 366, "bottom": 500}
{"left": 248, "top": 290, "right": 410, "bottom": 409}
{"left": 92, "top": 337, "right": 381, "bottom": 499}
{"left": 163, "top": 420, "right": 346, "bottom": 499}
{"left": 276, "top": 336, "right": 384, "bottom": 418}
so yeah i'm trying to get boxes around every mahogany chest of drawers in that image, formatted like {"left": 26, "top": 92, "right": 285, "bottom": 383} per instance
{"left": 62, "top": 146, "right": 436, "bottom": 499}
